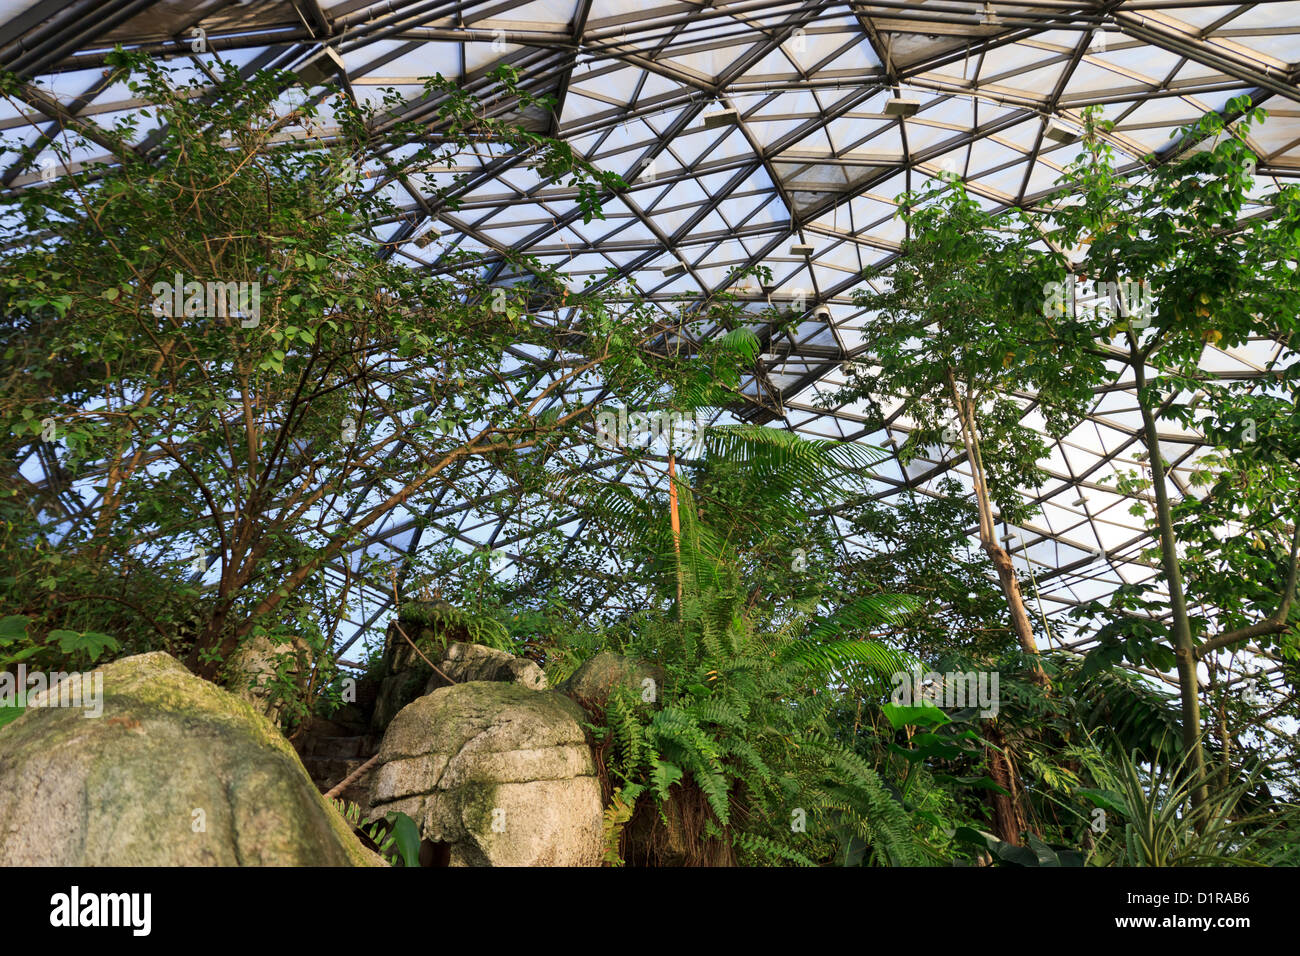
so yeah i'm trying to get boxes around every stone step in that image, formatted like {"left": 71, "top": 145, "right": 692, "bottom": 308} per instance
{"left": 301, "top": 734, "right": 379, "bottom": 759}
{"left": 303, "top": 755, "right": 366, "bottom": 786}
{"left": 302, "top": 755, "right": 378, "bottom": 818}
{"left": 294, "top": 724, "right": 381, "bottom": 819}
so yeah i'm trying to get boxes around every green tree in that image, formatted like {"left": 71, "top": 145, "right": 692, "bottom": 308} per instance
{"left": 0, "top": 52, "right": 750, "bottom": 686}
{"left": 836, "top": 179, "right": 1101, "bottom": 680}
{"left": 1045, "top": 100, "right": 1300, "bottom": 808}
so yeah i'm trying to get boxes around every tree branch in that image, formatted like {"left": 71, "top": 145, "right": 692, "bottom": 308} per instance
{"left": 1198, "top": 521, "right": 1300, "bottom": 657}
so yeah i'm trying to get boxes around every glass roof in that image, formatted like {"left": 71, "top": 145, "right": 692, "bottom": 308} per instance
{"left": 3, "top": 0, "right": 1297, "bottom": 693}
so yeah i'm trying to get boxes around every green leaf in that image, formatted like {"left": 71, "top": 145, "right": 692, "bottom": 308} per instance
{"left": 1077, "top": 787, "right": 1127, "bottom": 816}
{"left": 933, "top": 773, "right": 1010, "bottom": 793}
{"left": 1024, "top": 833, "right": 1061, "bottom": 867}
{"left": 0, "top": 704, "right": 25, "bottom": 730}
{"left": 716, "top": 327, "right": 760, "bottom": 363}
{"left": 881, "top": 702, "right": 952, "bottom": 730}
{"left": 52, "top": 629, "right": 120, "bottom": 662}
{"left": 0, "top": 615, "right": 30, "bottom": 646}
{"left": 384, "top": 810, "right": 421, "bottom": 867}
{"left": 0, "top": 645, "right": 42, "bottom": 668}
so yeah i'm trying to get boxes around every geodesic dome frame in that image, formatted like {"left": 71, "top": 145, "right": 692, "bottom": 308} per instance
{"left": 2, "top": 0, "right": 1297, "bottom": 698}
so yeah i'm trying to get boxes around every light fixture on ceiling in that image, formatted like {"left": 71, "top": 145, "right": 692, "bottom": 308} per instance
{"left": 1072, "top": 496, "right": 1088, "bottom": 507}
{"left": 294, "top": 46, "right": 347, "bottom": 88}
{"left": 413, "top": 225, "right": 441, "bottom": 249}
{"left": 813, "top": 305, "right": 831, "bottom": 320}
{"left": 703, "top": 107, "right": 738, "bottom": 129}
{"left": 789, "top": 242, "right": 815, "bottom": 256}
{"left": 885, "top": 98, "right": 920, "bottom": 118}
{"left": 661, "top": 262, "right": 686, "bottom": 277}
{"left": 1044, "top": 121, "right": 1081, "bottom": 145}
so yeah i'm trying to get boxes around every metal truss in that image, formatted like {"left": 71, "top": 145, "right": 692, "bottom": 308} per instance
{"left": 2, "top": 0, "right": 1298, "bottom": 692}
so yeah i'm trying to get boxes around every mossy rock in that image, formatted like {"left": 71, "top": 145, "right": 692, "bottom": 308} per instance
{"left": 0, "top": 652, "right": 381, "bottom": 866}
{"left": 559, "top": 652, "right": 665, "bottom": 714}
{"left": 425, "top": 642, "right": 547, "bottom": 692}
{"left": 370, "top": 681, "right": 602, "bottom": 866}
{"left": 222, "top": 632, "right": 313, "bottom": 727}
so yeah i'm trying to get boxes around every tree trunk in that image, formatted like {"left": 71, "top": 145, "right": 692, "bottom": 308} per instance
{"left": 1129, "top": 344, "right": 1208, "bottom": 812}
{"left": 985, "top": 543, "right": 1044, "bottom": 673}
{"left": 947, "top": 372, "right": 1048, "bottom": 685}
{"left": 984, "top": 723, "right": 1029, "bottom": 845}
{"left": 188, "top": 597, "right": 230, "bottom": 680}
{"left": 1210, "top": 662, "right": 1232, "bottom": 792}
{"left": 944, "top": 371, "right": 1044, "bottom": 845}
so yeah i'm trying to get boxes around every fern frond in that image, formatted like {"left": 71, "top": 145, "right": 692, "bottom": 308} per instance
{"left": 734, "top": 831, "right": 820, "bottom": 867}
{"left": 806, "top": 594, "right": 921, "bottom": 641}
{"left": 779, "top": 637, "right": 913, "bottom": 681}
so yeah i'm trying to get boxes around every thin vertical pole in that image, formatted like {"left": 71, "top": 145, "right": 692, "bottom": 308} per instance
{"left": 668, "top": 452, "right": 683, "bottom": 609}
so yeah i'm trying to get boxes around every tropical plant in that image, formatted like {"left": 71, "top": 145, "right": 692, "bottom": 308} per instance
{"left": 553, "top": 423, "right": 932, "bottom": 865}
{"left": 331, "top": 799, "right": 421, "bottom": 867}
{"left": 1070, "top": 741, "right": 1298, "bottom": 866}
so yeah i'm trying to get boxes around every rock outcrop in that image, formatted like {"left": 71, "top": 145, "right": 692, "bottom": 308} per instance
{"left": 370, "top": 611, "right": 447, "bottom": 733}
{"left": 223, "top": 633, "right": 312, "bottom": 725}
{"left": 560, "top": 651, "right": 664, "bottom": 713}
{"left": 371, "top": 622, "right": 548, "bottom": 732}
{"left": 369, "top": 681, "right": 602, "bottom": 866}
{"left": 425, "top": 641, "right": 547, "bottom": 692}
{"left": 0, "top": 652, "right": 380, "bottom": 866}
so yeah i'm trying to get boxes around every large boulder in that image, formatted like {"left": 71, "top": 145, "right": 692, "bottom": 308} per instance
{"left": 560, "top": 651, "right": 664, "bottom": 714}
{"left": 0, "top": 652, "right": 380, "bottom": 866}
{"left": 370, "top": 682, "right": 602, "bottom": 866}
{"left": 425, "top": 642, "right": 547, "bottom": 693}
